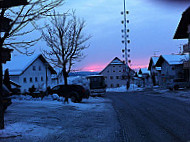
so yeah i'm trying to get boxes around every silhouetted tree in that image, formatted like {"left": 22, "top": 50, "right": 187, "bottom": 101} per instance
{"left": 0, "top": 0, "right": 64, "bottom": 129}
{"left": 3, "top": 69, "right": 11, "bottom": 91}
{"left": 42, "top": 11, "right": 91, "bottom": 85}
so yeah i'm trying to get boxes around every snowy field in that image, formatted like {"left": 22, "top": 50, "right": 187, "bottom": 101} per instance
{"left": 0, "top": 95, "right": 121, "bottom": 142}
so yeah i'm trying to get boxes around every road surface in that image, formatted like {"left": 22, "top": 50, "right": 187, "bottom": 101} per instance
{"left": 107, "top": 91, "right": 190, "bottom": 142}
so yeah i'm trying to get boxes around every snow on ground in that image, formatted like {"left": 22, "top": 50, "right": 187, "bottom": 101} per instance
{"left": 106, "top": 84, "right": 143, "bottom": 92}
{"left": 0, "top": 122, "right": 57, "bottom": 139}
{"left": 150, "top": 87, "right": 190, "bottom": 103}
{"left": 0, "top": 94, "right": 117, "bottom": 141}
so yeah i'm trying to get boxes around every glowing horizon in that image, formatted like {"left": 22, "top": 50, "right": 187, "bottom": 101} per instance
{"left": 80, "top": 63, "right": 148, "bottom": 72}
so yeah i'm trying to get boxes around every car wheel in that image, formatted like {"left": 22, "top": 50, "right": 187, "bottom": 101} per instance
{"left": 70, "top": 92, "right": 79, "bottom": 103}
{"left": 71, "top": 95, "right": 77, "bottom": 103}
{"left": 77, "top": 96, "right": 82, "bottom": 103}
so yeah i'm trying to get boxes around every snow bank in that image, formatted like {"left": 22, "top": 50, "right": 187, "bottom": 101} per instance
{"left": 0, "top": 122, "right": 56, "bottom": 138}
{"left": 106, "top": 84, "right": 143, "bottom": 92}
{"left": 68, "top": 97, "right": 110, "bottom": 111}
{"left": 1, "top": 95, "right": 109, "bottom": 139}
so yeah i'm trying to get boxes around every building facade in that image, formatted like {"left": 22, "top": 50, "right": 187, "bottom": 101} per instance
{"left": 3, "top": 54, "right": 56, "bottom": 93}
{"left": 100, "top": 57, "right": 127, "bottom": 88}
{"left": 155, "top": 54, "right": 188, "bottom": 87}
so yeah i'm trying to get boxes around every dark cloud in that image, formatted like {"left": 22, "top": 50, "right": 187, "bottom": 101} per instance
{"left": 148, "top": 0, "right": 190, "bottom": 5}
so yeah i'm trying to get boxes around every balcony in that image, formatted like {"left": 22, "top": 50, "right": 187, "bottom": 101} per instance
{"left": 183, "top": 61, "right": 190, "bottom": 69}
{"left": 183, "top": 43, "right": 190, "bottom": 53}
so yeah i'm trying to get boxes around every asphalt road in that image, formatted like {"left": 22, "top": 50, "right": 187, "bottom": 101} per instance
{"left": 107, "top": 91, "right": 190, "bottom": 142}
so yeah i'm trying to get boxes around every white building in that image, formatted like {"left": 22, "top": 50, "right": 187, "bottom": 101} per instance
{"left": 155, "top": 54, "right": 189, "bottom": 87}
{"left": 3, "top": 54, "right": 56, "bottom": 93}
{"left": 100, "top": 57, "right": 127, "bottom": 88}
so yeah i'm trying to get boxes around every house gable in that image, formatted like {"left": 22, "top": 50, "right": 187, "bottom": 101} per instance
{"left": 100, "top": 57, "right": 124, "bottom": 74}
{"left": 148, "top": 56, "right": 159, "bottom": 70}
{"left": 4, "top": 54, "right": 56, "bottom": 76}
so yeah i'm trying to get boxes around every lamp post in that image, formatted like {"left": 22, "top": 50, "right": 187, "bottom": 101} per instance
{"left": 0, "top": 0, "right": 28, "bottom": 129}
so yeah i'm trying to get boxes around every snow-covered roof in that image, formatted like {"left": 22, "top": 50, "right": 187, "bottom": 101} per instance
{"left": 148, "top": 56, "right": 159, "bottom": 70}
{"left": 3, "top": 54, "right": 56, "bottom": 75}
{"left": 156, "top": 67, "right": 161, "bottom": 71}
{"left": 156, "top": 54, "right": 189, "bottom": 67}
{"left": 100, "top": 57, "right": 124, "bottom": 74}
{"left": 110, "top": 57, "right": 124, "bottom": 65}
{"left": 10, "top": 80, "right": 21, "bottom": 87}
{"left": 152, "top": 57, "right": 159, "bottom": 65}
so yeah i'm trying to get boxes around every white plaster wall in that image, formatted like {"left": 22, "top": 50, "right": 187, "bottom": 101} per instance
{"left": 19, "top": 58, "right": 52, "bottom": 93}
{"left": 100, "top": 64, "right": 127, "bottom": 88}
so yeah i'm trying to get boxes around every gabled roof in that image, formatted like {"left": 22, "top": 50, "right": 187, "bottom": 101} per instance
{"left": 110, "top": 57, "right": 124, "bottom": 65}
{"left": 148, "top": 56, "right": 159, "bottom": 70}
{"left": 3, "top": 54, "right": 57, "bottom": 76}
{"left": 100, "top": 57, "right": 125, "bottom": 74}
{"left": 155, "top": 54, "right": 189, "bottom": 67}
{"left": 174, "top": 6, "right": 190, "bottom": 39}
{"left": 10, "top": 80, "right": 21, "bottom": 88}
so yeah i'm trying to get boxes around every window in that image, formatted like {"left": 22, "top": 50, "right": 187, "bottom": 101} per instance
{"left": 117, "top": 84, "right": 120, "bottom": 87}
{"left": 111, "top": 84, "right": 114, "bottom": 88}
{"left": 35, "top": 77, "right": 38, "bottom": 82}
{"left": 30, "top": 77, "right": 33, "bottom": 82}
{"left": 119, "top": 70, "right": 121, "bottom": 72}
{"left": 113, "top": 70, "right": 115, "bottom": 72}
{"left": 116, "top": 76, "right": 119, "bottom": 79}
{"left": 107, "top": 70, "right": 109, "bottom": 73}
{"left": 39, "top": 66, "right": 41, "bottom": 71}
{"left": 172, "top": 67, "right": 175, "bottom": 70}
{"left": 113, "top": 66, "right": 115, "bottom": 67}
{"left": 41, "top": 77, "right": 43, "bottom": 81}
{"left": 119, "top": 66, "right": 121, "bottom": 67}
{"left": 110, "top": 76, "right": 113, "bottom": 79}
{"left": 23, "top": 78, "right": 27, "bottom": 83}
{"left": 33, "top": 66, "right": 36, "bottom": 71}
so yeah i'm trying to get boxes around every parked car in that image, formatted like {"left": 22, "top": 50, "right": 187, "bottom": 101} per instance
{"left": 11, "top": 88, "right": 21, "bottom": 95}
{"left": 167, "top": 78, "right": 189, "bottom": 90}
{"left": 50, "top": 84, "right": 89, "bottom": 103}
{"left": 2, "top": 84, "right": 12, "bottom": 112}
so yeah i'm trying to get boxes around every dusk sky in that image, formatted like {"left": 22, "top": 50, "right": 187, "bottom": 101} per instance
{"left": 32, "top": 1, "right": 190, "bottom": 72}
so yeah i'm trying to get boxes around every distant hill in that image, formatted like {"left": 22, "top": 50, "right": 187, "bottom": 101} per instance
{"left": 69, "top": 71, "right": 99, "bottom": 76}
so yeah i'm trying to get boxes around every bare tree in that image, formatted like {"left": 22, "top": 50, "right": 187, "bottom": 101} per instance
{"left": 42, "top": 12, "right": 91, "bottom": 85}
{"left": 1, "top": 0, "right": 64, "bottom": 54}
{"left": 0, "top": 0, "right": 64, "bottom": 129}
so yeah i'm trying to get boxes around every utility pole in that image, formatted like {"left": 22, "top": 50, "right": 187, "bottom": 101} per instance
{"left": 121, "top": 0, "right": 131, "bottom": 90}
